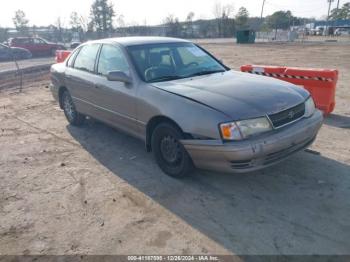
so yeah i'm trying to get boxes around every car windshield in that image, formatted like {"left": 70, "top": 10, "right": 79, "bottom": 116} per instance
{"left": 127, "top": 42, "right": 227, "bottom": 83}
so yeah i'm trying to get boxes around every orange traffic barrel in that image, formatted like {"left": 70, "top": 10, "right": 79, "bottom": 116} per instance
{"left": 55, "top": 50, "right": 72, "bottom": 63}
{"left": 240, "top": 65, "right": 338, "bottom": 115}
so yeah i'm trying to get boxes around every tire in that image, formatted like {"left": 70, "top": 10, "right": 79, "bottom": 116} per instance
{"left": 151, "top": 122, "right": 194, "bottom": 178}
{"left": 61, "top": 90, "right": 85, "bottom": 126}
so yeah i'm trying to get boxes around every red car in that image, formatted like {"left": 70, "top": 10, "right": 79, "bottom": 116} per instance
{"left": 8, "top": 37, "right": 66, "bottom": 57}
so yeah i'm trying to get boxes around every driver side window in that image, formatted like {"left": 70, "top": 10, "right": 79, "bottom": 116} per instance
{"left": 97, "top": 44, "right": 130, "bottom": 76}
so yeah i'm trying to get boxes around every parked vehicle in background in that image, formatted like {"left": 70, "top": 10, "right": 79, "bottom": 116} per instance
{"left": 50, "top": 37, "right": 323, "bottom": 178}
{"left": 70, "top": 42, "right": 81, "bottom": 49}
{"left": 310, "top": 27, "right": 324, "bottom": 36}
{"left": 55, "top": 50, "right": 72, "bottom": 63}
{"left": 8, "top": 37, "right": 65, "bottom": 57}
{"left": 0, "top": 43, "right": 32, "bottom": 61}
{"left": 334, "top": 28, "right": 350, "bottom": 36}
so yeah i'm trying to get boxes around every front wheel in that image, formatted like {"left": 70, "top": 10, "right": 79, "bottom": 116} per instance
{"left": 61, "top": 90, "right": 85, "bottom": 126}
{"left": 151, "top": 123, "right": 194, "bottom": 178}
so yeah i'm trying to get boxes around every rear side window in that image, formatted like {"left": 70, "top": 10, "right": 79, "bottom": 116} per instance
{"left": 97, "top": 44, "right": 130, "bottom": 76}
{"left": 73, "top": 44, "right": 100, "bottom": 73}
{"left": 66, "top": 48, "right": 81, "bottom": 67}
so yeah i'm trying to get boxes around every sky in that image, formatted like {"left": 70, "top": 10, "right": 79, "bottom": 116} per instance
{"left": 0, "top": 0, "right": 347, "bottom": 28}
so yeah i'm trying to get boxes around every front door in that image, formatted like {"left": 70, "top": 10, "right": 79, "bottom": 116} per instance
{"left": 92, "top": 44, "right": 140, "bottom": 138}
{"left": 33, "top": 38, "right": 50, "bottom": 55}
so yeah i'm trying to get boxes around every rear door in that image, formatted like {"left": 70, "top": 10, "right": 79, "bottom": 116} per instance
{"left": 64, "top": 43, "right": 101, "bottom": 117}
{"left": 93, "top": 44, "right": 140, "bottom": 137}
{"left": 13, "top": 38, "right": 33, "bottom": 53}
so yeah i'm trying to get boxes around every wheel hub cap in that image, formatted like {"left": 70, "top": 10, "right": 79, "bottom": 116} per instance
{"left": 63, "top": 95, "right": 74, "bottom": 120}
{"left": 160, "top": 135, "right": 181, "bottom": 164}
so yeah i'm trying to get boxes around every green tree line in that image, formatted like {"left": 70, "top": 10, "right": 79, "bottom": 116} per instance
{"left": 2, "top": 1, "right": 349, "bottom": 43}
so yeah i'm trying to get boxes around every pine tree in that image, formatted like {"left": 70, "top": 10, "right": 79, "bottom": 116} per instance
{"left": 90, "top": 0, "right": 115, "bottom": 37}
{"left": 13, "top": 10, "right": 29, "bottom": 34}
{"left": 236, "top": 7, "right": 249, "bottom": 29}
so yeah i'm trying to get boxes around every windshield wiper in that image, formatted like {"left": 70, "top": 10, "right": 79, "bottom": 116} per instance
{"left": 148, "top": 75, "right": 183, "bottom": 83}
{"left": 148, "top": 69, "right": 225, "bottom": 83}
{"left": 186, "top": 69, "right": 225, "bottom": 78}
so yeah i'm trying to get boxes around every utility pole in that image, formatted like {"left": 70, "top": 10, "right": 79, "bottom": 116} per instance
{"left": 260, "top": 0, "right": 266, "bottom": 20}
{"left": 327, "top": 0, "right": 334, "bottom": 20}
{"left": 335, "top": 0, "right": 340, "bottom": 33}
{"left": 326, "top": 0, "right": 334, "bottom": 35}
{"left": 260, "top": 0, "right": 266, "bottom": 36}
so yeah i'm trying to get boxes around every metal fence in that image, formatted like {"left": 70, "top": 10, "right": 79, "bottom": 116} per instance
{"left": 255, "top": 30, "right": 350, "bottom": 43}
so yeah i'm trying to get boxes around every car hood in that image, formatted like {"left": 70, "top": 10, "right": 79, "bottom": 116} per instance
{"left": 151, "top": 70, "right": 309, "bottom": 120}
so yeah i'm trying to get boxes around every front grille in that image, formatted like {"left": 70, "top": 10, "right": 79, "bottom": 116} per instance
{"left": 268, "top": 103, "right": 305, "bottom": 128}
{"left": 230, "top": 160, "right": 252, "bottom": 169}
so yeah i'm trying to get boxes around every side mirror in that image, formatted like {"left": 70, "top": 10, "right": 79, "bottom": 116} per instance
{"left": 107, "top": 71, "right": 132, "bottom": 84}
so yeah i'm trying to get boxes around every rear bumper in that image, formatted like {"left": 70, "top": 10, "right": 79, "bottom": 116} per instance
{"left": 182, "top": 110, "right": 323, "bottom": 173}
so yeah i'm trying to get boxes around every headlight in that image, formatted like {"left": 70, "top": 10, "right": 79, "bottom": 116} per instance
{"left": 220, "top": 117, "right": 272, "bottom": 141}
{"left": 304, "top": 97, "right": 315, "bottom": 117}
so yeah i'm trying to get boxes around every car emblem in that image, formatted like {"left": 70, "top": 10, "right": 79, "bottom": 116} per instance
{"left": 288, "top": 110, "right": 295, "bottom": 119}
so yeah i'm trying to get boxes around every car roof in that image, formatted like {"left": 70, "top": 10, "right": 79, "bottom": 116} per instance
{"left": 85, "top": 36, "right": 190, "bottom": 47}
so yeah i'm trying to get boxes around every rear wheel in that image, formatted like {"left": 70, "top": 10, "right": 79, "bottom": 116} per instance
{"left": 151, "top": 123, "right": 194, "bottom": 178}
{"left": 61, "top": 90, "right": 85, "bottom": 126}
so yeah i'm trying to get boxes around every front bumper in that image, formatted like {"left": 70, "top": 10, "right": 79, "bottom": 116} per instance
{"left": 181, "top": 110, "right": 323, "bottom": 173}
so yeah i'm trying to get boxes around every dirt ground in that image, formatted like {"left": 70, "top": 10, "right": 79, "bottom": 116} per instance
{"left": 0, "top": 42, "right": 349, "bottom": 256}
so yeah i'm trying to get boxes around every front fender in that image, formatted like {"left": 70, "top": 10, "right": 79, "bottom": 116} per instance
{"left": 137, "top": 83, "right": 231, "bottom": 140}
